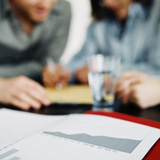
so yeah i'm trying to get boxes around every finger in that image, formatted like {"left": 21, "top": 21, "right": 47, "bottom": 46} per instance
{"left": 129, "top": 87, "right": 138, "bottom": 103}
{"left": 120, "top": 94, "right": 130, "bottom": 104}
{"left": 24, "top": 82, "right": 50, "bottom": 106}
{"left": 119, "top": 78, "right": 141, "bottom": 95}
{"left": 55, "top": 82, "right": 63, "bottom": 90}
{"left": 59, "top": 76, "right": 70, "bottom": 86}
{"left": 14, "top": 92, "right": 42, "bottom": 110}
{"left": 117, "top": 90, "right": 130, "bottom": 103}
{"left": 60, "top": 77, "right": 70, "bottom": 87}
{"left": 79, "top": 78, "right": 88, "bottom": 84}
{"left": 25, "top": 88, "right": 50, "bottom": 106}
{"left": 129, "top": 77, "right": 142, "bottom": 86}
{"left": 116, "top": 80, "right": 130, "bottom": 96}
{"left": 116, "top": 83, "right": 125, "bottom": 93}
{"left": 116, "top": 81, "right": 124, "bottom": 93}
{"left": 43, "top": 78, "right": 55, "bottom": 88}
{"left": 24, "top": 78, "right": 47, "bottom": 96}
{"left": 10, "top": 97, "right": 31, "bottom": 111}
{"left": 77, "top": 74, "right": 88, "bottom": 83}
{"left": 43, "top": 74, "right": 59, "bottom": 88}
{"left": 24, "top": 84, "right": 50, "bottom": 106}
{"left": 43, "top": 69, "right": 58, "bottom": 86}
{"left": 60, "top": 74, "right": 70, "bottom": 82}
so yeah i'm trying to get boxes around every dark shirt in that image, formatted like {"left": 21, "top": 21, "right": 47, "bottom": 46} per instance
{"left": 0, "top": 0, "right": 71, "bottom": 82}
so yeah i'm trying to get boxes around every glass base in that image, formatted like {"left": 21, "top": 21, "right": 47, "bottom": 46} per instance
{"left": 92, "top": 101, "right": 115, "bottom": 112}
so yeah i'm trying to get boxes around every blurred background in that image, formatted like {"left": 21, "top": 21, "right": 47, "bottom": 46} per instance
{"left": 60, "top": 0, "right": 91, "bottom": 64}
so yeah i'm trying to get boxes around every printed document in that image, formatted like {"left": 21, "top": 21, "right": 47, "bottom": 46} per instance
{"left": 0, "top": 109, "right": 159, "bottom": 160}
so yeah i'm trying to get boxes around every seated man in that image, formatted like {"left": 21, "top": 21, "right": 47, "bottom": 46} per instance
{"left": 0, "top": 0, "right": 71, "bottom": 110}
{"left": 0, "top": 0, "right": 71, "bottom": 82}
{"left": 117, "top": 71, "right": 160, "bottom": 109}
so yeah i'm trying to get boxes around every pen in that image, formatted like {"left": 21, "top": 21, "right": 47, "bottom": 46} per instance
{"left": 46, "top": 57, "right": 62, "bottom": 90}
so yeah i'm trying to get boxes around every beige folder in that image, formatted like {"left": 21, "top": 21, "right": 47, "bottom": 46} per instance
{"left": 46, "top": 85, "right": 93, "bottom": 104}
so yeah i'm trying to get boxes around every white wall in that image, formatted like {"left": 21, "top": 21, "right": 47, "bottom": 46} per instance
{"left": 60, "top": 0, "right": 91, "bottom": 64}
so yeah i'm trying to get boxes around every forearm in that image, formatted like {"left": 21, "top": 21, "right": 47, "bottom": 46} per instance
{"left": 0, "top": 77, "right": 5, "bottom": 82}
{"left": 0, "top": 77, "right": 6, "bottom": 88}
{"left": 122, "top": 63, "right": 160, "bottom": 77}
{"left": 0, "top": 61, "right": 45, "bottom": 81}
{"left": 65, "top": 54, "right": 87, "bottom": 74}
{"left": 48, "top": 1, "right": 71, "bottom": 63}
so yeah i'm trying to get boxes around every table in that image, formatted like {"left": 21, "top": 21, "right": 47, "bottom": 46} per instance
{"left": 1, "top": 100, "right": 160, "bottom": 122}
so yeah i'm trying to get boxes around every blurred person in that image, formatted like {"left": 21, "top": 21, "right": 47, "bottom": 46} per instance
{"left": 0, "top": 0, "right": 71, "bottom": 83}
{"left": 64, "top": 0, "right": 160, "bottom": 84}
{"left": 0, "top": 76, "right": 50, "bottom": 110}
{"left": 117, "top": 71, "right": 160, "bottom": 109}
{"left": 0, "top": 0, "right": 71, "bottom": 109}
{"left": 43, "top": 63, "right": 70, "bottom": 88}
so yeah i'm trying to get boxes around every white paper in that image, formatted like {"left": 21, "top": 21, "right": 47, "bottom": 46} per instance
{"left": 0, "top": 109, "right": 66, "bottom": 149}
{"left": 0, "top": 113, "right": 159, "bottom": 160}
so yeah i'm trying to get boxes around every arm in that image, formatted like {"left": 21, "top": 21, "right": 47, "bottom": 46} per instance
{"left": 0, "top": 61, "right": 45, "bottom": 82}
{"left": 0, "top": 0, "right": 4, "bottom": 19}
{"left": 0, "top": 1, "right": 71, "bottom": 82}
{"left": 42, "top": 64, "right": 71, "bottom": 88}
{"left": 42, "top": 21, "right": 100, "bottom": 86}
{"left": 129, "top": 78, "right": 160, "bottom": 109}
{"left": 41, "top": 1, "right": 72, "bottom": 87}
{"left": 117, "top": 71, "right": 160, "bottom": 108}
{"left": 65, "top": 22, "right": 99, "bottom": 75}
{"left": 0, "top": 76, "right": 50, "bottom": 110}
{"left": 122, "top": 24, "right": 160, "bottom": 77}
{"left": 121, "top": 62, "right": 160, "bottom": 78}
{"left": 117, "top": 71, "right": 150, "bottom": 104}
{"left": 47, "top": 0, "right": 71, "bottom": 62}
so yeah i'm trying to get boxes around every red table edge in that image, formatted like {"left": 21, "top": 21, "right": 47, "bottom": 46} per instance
{"left": 85, "top": 111, "right": 160, "bottom": 160}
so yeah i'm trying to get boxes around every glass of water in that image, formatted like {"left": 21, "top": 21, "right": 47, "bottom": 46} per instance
{"left": 88, "top": 54, "right": 118, "bottom": 110}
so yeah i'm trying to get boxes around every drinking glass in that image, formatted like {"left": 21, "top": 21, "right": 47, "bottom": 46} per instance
{"left": 88, "top": 54, "right": 118, "bottom": 110}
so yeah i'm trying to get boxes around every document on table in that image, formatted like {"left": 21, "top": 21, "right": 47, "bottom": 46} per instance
{"left": 46, "top": 85, "right": 93, "bottom": 104}
{"left": 0, "top": 109, "right": 159, "bottom": 160}
{"left": 0, "top": 109, "right": 66, "bottom": 149}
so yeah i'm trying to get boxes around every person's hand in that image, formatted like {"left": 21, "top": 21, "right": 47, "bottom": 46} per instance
{"left": 75, "top": 66, "right": 89, "bottom": 84}
{"left": 117, "top": 71, "right": 150, "bottom": 103}
{"left": 43, "top": 64, "right": 70, "bottom": 88}
{"left": 129, "top": 78, "right": 160, "bottom": 109}
{"left": 0, "top": 76, "right": 50, "bottom": 110}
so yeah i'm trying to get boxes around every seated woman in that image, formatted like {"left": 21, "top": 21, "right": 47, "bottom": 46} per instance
{"left": 65, "top": 0, "right": 160, "bottom": 83}
{"left": 43, "top": 0, "right": 160, "bottom": 109}
{"left": 117, "top": 71, "right": 160, "bottom": 109}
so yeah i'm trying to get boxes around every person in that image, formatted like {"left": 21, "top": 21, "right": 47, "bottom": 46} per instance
{"left": 0, "top": 0, "right": 71, "bottom": 82}
{"left": 64, "top": 0, "right": 160, "bottom": 84}
{"left": 42, "top": 63, "right": 71, "bottom": 88}
{"left": 117, "top": 71, "right": 160, "bottom": 109}
{"left": 0, "top": 76, "right": 50, "bottom": 110}
{"left": 0, "top": 0, "right": 71, "bottom": 110}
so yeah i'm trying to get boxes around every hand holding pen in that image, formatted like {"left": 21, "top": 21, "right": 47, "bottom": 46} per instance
{"left": 42, "top": 58, "right": 71, "bottom": 89}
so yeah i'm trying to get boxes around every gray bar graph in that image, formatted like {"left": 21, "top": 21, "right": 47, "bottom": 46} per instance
{"left": 0, "top": 149, "right": 18, "bottom": 160}
{"left": 43, "top": 131, "right": 141, "bottom": 153}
